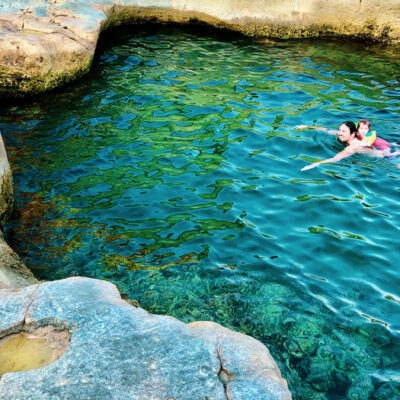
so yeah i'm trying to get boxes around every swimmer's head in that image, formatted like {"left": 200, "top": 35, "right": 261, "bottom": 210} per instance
{"left": 357, "top": 119, "right": 371, "bottom": 138}
{"left": 338, "top": 121, "right": 357, "bottom": 142}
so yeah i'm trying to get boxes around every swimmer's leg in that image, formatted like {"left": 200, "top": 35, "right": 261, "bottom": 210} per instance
{"left": 389, "top": 150, "right": 400, "bottom": 157}
{"left": 382, "top": 148, "right": 400, "bottom": 157}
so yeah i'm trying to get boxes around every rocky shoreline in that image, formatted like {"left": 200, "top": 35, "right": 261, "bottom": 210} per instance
{"left": 1, "top": 0, "right": 400, "bottom": 98}
{"left": 0, "top": 277, "right": 292, "bottom": 399}
{"left": 4, "top": 1, "right": 399, "bottom": 397}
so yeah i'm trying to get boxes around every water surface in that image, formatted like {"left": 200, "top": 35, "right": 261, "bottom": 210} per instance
{"left": 2, "top": 27, "right": 400, "bottom": 399}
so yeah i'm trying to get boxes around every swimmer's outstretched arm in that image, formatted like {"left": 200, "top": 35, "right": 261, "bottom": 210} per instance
{"left": 296, "top": 125, "right": 338, "bottom": 135}
{"left": 301, "top": 147, "right": 355, "bottom": 171}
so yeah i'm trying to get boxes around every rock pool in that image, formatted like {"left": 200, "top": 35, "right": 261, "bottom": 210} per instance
{"left": 1, "top": 27, "right": 400, "bottom": 399}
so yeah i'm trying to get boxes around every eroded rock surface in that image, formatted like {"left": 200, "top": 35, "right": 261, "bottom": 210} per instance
{"left": 1, "top": 0, "right": 400, "bottom": 97}
{"left": 0, "top": 134, "right": 13, "bottom": 227}
{"left": 0, "top": 325, "right": 71, "bottom": 375}
{"left": 0, "top": 277, "right": 292, "bottom": 399}
{"left": 0, "top": 231, "right": 37, "bottom": 289}
{"left": 0, "top": 132, "right": 37, "bottom": 289}
{"left": 0, "top": 129, "right": 37, "bottom": 290}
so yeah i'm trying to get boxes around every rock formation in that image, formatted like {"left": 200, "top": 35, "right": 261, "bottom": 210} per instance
{"left": 1, "top": 0, "right": 400, "bottom": 97}
{"left": 0, "top": 277, "right": 292, "bottom": 399}
{"left": 0, "top": 134, "right": 36, "bottom": 289}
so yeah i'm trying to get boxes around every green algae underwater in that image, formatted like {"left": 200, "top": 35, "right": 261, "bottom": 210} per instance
{"left": 2, "top": 26, "right": 400, "bottom": 399}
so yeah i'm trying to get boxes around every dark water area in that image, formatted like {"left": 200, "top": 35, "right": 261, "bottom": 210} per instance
{"left": 1, "top": 26, "right": 400, "bottom": 399}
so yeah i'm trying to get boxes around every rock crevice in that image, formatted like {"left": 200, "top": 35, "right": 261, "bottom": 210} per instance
{"left": 216, "top": 343, "right": 230, "bottom": 400}
{"left": 22, "top": 284, "right": 39, "bottom": 325}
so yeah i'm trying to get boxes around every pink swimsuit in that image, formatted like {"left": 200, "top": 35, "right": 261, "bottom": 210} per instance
{"left": 373, "top": 137, "right": 390, "bottom": 151}
{"left": 358, "top": 135, "right": 390, "bottom": 150}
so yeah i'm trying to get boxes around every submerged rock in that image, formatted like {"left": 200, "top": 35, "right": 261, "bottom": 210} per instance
{"left": 0, "top": 277, "right": 292, "bottom": 399}
{"left": 1, "top": 0, "right": 400, "bottom": 97}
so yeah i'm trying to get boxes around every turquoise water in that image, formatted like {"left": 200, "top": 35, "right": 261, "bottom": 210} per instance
{"left": 2, "top": 27, "right": 400, "bottom": 399}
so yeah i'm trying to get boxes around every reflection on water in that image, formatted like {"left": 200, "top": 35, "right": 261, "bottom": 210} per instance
{"left": 2, "top": 27, "right": 400, "bottom": 398}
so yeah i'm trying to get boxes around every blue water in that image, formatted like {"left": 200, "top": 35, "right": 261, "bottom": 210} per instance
{"left": 1, "top": 27, "right": 400, "bottom": 399}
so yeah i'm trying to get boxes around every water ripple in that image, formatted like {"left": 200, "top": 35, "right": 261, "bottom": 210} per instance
{"left": 2, "top": 28, "right": 400, "bottom": 399}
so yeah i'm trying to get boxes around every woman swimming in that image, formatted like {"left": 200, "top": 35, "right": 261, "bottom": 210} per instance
{"left": 299, "top": 121, "right": 397, "bottom": 171}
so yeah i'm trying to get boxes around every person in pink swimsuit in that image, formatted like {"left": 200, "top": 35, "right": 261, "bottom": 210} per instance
{"left": 356, "top": 119, "right": 391, "bottom": 151}
{"left": 296, "top": 121, "right": 400, "bottom": 170}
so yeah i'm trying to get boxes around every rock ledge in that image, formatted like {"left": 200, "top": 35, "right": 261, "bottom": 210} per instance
{"left": 0, "top": 277, "right": 292, "bottom": 400}
{"left": 2, "top": 0, "right": 400, "bottom": 97}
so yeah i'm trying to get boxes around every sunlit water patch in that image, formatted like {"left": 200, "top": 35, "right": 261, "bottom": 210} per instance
{"left": 2, "top": 27, "right": 400, "bottom": 399}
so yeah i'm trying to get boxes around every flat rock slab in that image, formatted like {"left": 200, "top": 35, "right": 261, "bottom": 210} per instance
{"left": 0, "top": 277, "right": 291, "bottom": 400}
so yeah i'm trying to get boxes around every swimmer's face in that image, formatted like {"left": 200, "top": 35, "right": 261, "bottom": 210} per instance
{"left": 338, "top": 124, "right": 353, "bottom": 142}
{"left": 358, "top": 123, "right": 369, "bottom": 137}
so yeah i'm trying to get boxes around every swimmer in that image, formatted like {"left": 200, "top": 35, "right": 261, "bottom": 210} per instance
{"left": 356, "top": 118, "right": 392, "bottom": 153}
{"left": 298, "top": 119, "right": 397, "bottom": 152}
{"left": 299, "top": 121, "right": 398, "bottom": 171}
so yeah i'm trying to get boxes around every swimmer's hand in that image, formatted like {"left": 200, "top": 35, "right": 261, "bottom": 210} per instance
{"left": 296, "top": 124, "right": 310, "bottom": 129}
{"left": 301, "top": 163, "right": 318, "bottom": 171}
{"left": 296, "top": 125, "right": 338, "bottom": 135}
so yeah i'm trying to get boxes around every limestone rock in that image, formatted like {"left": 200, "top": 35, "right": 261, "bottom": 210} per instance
{"left": 0, "top": 231, "right": 37, "bottom": 290}
{"left": 190, "top": 321, "right": 292, "bottom": 400}
{"left": 0, "top": 277, "right": 292, "bottom": 399}
{"left": 0, "top": 283, "right": 37, "bottom": 334}
{"left": 0, "top": 132, "right": 37, "bottom": 290}
{"left": 0, "top": 134, "right": 13, "bottom": 227}
{"left": 1, "top": 0, "right": 400, "bottom": 97}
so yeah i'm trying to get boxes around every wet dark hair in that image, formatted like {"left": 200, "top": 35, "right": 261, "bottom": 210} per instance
{"left": 340, "top": 121, "right": 357, "bottom": 135}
